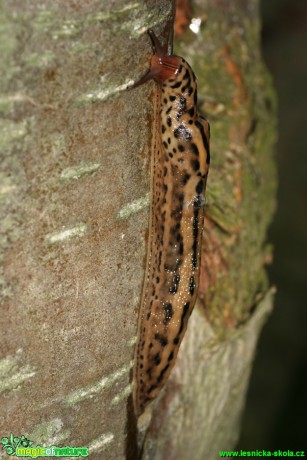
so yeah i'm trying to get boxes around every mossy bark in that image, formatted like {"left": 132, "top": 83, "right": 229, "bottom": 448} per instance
{"left": 0, "top": 1, "right": 276, "bottom": 460}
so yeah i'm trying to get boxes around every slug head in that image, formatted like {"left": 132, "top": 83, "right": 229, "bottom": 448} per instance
{"left": 132, "top": 29, "right": 182, "bottom": 87}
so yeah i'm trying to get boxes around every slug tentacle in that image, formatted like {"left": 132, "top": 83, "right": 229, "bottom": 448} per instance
{"left": 133, "top": 30, "right": 210, "bottom": 417}
{"left": 132, "top": 29, "right": 181, "bottom": 88}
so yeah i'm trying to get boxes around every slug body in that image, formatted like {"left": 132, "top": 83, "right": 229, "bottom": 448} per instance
{"left": 133, "top": 30, "right": 210, "bottom": 416}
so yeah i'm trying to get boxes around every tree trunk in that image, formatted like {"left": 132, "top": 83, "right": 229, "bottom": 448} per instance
{"left": 0, "top": 1, "right": 276, "bottom": 459}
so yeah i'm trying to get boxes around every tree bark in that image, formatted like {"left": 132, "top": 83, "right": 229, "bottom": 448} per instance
{"left": 0, "top": 1, "right": 276, "bottom": 459}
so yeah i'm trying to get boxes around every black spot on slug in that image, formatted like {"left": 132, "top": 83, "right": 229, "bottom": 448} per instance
{"left": 189, "top": 276, "right": 195, "bottom": 295}
{"left": 171, "top": 81, "right": 181, "bottom": 89}
{"left": 157, "top": 363, "right": 170, "bottom": 383}
{"left": 173, "top": 126, "right": 180, "bottom": 138}
{"left": 179, "top": 96, "right": 186, "bottom": 112}
{"left": 174, "top": 125, "right": 192, "bottom": 141}
{"left": 178, "top": 192, "right": 184, "bottom": 202}
{"left": 169, "top": 275, "right": 180, "bottom": 295}
{"left": 153, "top": 352, "right": 161, "bottom": 365}
{"left": 154, "top": 333, "right": 168, "bottom": 347}
{"left": 183, "top": 301, "right": 190, "bottom": 317}
{"left": 171, "top": 222, "right": 180, "bottom": 236}
{"left": 183, "top": 68, "right": 190, "bottom": 80}
{"left": 193, "top": 212, "right": 199, "bottom": 239}
{"left": 174, "top": 301, "right": 191, "bottom": 339}
{"left": 167, "top": 117, "right": 172, "bottom": 127}
{"left": 182, "top": 173, "right": 191, "bottom": 185}
{"left": 147, "top": 384, "right": 157, "bottom": 394}
{"left": 163, "top": 302, "right": 174, "bottom": 321}
{"left": 195, "top": 120, "right": 210, "bottom": 164}
{"left": 191, "top": 143, "right": 199, "bottom": 156}
{"left": 192, "top": 255, "right": 197, "bottom": 270}
{"left": 176, "top": 258, "right": 183, "bottom": 269}
{"left": 196, "top": 179, "right": 204, "bottom": 195}
{"left": 191, "top": 158, "right": 200, "bottom": 171}
{"left": 193, "top": 91, "right": 197, "bottom": 106}
{"left": 191, "top": 212, "right": 198, "bottom": 269}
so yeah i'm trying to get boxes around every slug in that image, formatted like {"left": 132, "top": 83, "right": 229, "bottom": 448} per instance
{"left": 133, "top": 29, "right": 210, "bottom": 416}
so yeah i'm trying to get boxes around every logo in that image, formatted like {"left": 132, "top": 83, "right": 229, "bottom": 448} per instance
{"left": 1, "top": 434, "right": 33, "bottom": 456}
{"left": 1, "top": 434, "right": 89, "bottom": 458}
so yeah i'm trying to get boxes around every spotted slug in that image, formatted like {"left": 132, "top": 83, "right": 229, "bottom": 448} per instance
{"left": 133, "top": 30, "right": 210, "bottom": 416}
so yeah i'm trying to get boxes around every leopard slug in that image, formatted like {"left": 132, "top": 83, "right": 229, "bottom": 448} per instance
{"left": 133, "top": 30, "right": 210, "bottom": 416}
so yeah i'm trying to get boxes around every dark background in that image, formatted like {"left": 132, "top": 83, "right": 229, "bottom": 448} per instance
{"left": 238, "top": 0, "right": 307, "bottom": 450}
